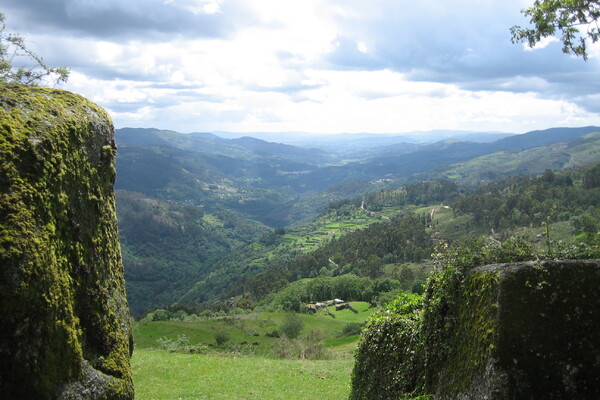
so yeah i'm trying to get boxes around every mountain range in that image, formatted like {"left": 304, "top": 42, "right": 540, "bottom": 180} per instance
{"left": 114, "top": 125, "right": 600, "bottom": 314}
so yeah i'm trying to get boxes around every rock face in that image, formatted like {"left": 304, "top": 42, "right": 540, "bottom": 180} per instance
{"left": 350, "top": 259, "right": 600, "bottom": 400}
{"left": 0, "top": 85, "right": 134, "bottom": 399}
{"left": 434, "top": 260, "right": 600, "bottom": 399}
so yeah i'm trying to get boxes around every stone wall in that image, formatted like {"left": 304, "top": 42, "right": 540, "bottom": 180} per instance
{"left": 0, "top": 85, "right": 134, "bottom": 399}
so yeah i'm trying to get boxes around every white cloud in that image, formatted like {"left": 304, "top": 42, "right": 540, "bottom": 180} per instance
{"left": 523, "top": 36, "right": 559, "bottom": 51}
{"left": 6, "top": 0, "right": 598, "bottom": 134}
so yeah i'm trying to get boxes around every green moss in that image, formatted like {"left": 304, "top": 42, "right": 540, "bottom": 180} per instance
{"left": 434, "top": 270, "right": 500, "bottom": 397}
{"left": 351, "top": 236, "right": 600, "bottom": 399}
{"left": 0, "top": 84, "right": 133, "bottom": 399}
{"left": 349, "top": 293, "right": 424, "bottom": 400}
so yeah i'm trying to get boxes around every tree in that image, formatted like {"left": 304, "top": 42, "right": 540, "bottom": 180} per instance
{"left": 0, "top": 12, "right": 69, "bottom": 85}
{"left": 511, "top": 0, "right": 600, "bottom": 60}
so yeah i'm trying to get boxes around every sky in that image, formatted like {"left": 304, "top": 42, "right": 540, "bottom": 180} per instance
{"left": 3, "top": 0, "right": 600, "bottom": 135}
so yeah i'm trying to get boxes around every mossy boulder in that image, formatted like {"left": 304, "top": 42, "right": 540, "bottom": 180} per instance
{"left": 433, "top": 259, "right": 600, "bottom": 399}
{"left": 0, "top": 85, "right": 133, "bottom": 399}
{"left": 351, "top": 259, "right": 600, "bottom": 400}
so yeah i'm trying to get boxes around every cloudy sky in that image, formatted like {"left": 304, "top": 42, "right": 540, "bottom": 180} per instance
{"left": 3, "top": 0, "right": 600, "bottom": 134}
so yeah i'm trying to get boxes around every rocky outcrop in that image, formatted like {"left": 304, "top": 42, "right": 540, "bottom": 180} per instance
{"left": 433, "top": 259, "right": 600, "bottom": 399}
{"left": 0, "top": 85, "right": 133, "bottom": 399}
{"left": 350, "top": 259, "right": 600, "bottom": 400}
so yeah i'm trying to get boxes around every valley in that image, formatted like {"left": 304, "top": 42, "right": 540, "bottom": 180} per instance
{"left": 115, "top": 126, "right": 600, "bottom": 316}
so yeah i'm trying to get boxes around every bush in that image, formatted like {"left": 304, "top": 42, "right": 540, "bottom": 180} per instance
{"left": 273, "top": 330, "right": 330, "bottom": 360}
{"left": 350, "top": 293, "right": 424, "bottom": 400}
{"left": 279, "top": 313, "right": 304, "bottom": 339}
{"left": 156, "top": 334, "right": 191, "bottom": 351}
{"left": 151, "top": 309, "right": 172, "bottom": 321}
{"left": 411, "top": 280, "right": 426, "bottom": 295}
{"left": 273, "top": 336, "right": 296, "bottom": 359}
{"left": 214, "top": 331, "right": 230, "bottom": 346}
{"left": 339, "top": 322, "right": 364, "bottom": 337}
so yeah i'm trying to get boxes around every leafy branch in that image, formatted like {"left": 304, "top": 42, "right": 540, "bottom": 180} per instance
{"left": 511, "top": 0, "right": 600, "bottom": 60}
{"left": 0, "top": 12, "right": 69, "bottom": 85}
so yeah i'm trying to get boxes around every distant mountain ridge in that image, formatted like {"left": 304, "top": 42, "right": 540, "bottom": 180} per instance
{"left": 212, "top": 129, "right": 515, "bottom": 150}
{"left": 115, "top": 125, "right": 600, "bottom": 194}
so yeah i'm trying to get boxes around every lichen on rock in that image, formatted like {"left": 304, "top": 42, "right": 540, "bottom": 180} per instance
{"left": 0, "top": 84, "right": 133, "bottom": 399}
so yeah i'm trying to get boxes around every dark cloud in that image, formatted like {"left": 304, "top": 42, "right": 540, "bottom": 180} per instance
{"left": 574, "top": 95, "right": 600, "bottom": 113}
{"left": 3, "top": 0, "right": 253, "bottom": 40}
{"left": 323, "top": 0, "right": 600, "bottom": 112}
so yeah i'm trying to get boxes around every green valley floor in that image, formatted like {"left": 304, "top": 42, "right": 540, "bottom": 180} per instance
{"left": 132, "top": 349, "right": 353, "bottom": 400}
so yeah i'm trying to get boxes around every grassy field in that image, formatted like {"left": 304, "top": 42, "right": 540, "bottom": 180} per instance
{"left": 132, "top": 304, "right": 374, "bottom": 399}
{"left": 132, "top": 349, "right": 354, "bottom": 400}
{"left": 264, "top": 203, "right": 413, "bottom": 255}
{"left": 133, "top": 303, "right": 373, "bottom": 354}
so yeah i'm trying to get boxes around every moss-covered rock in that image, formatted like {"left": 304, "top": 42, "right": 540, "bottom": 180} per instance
{"left": 352, "top": 259, "right": 600, "bottom": 400}
{"left": 434, "top": 260, "right": 600, "bottom": 399}
{"left": 0, "top": 84, "right": 133, "bottom": 399}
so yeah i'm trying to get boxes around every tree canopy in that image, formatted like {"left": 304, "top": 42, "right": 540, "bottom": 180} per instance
{"left": 511, "top": 0, "right": 600, "bottom": 60}
{"left": 0, "top": 12, "right": 69, "bottom": 85}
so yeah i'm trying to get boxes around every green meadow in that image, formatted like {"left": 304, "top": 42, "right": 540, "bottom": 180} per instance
{"left": 132, "top": 303, "right": 374, "bottom": 399}
{"left": 132, "top": 351, "right": 353, "bottom": 400}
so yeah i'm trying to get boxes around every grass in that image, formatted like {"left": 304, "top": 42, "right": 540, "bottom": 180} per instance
{"left": 131, "top": 305, "right": 375, "bottom": 398}
{"left": 132, "top": 349, "right": 354, "bottom": 400}
{"left": 134, "top": 303, "right": 373, "bottom": 355}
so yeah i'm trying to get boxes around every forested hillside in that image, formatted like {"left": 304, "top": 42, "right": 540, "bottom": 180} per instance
{"left": 114, "top": 127, "right": 600, "bottom": 315}
{"left": 210, "top": 163, "right": 600, "bottom": 312}
{"left": 117, "top": 191, "right": 270, "bottom": 315}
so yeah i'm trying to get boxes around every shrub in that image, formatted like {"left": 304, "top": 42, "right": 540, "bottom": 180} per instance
{"left": 299, "top": 330, "right": 329, "bottom": 360}
{"left": 156, "top": 334, "right": 191, "bottom": 352}
{"left": 151, "top": 309, "right": 172, "bottom": 321}
{"left": 279, "top": 313, "right": 304, "bottom": 339}
{"left": 273, "top": 335, "right": 296, "bottom": 359}
{"left": 273, "top": 330, "right": 330, "bottom": 360}
{"left": 214, "top": 331, "right": 230, "bottom": 346}
{"left": 339, "top": 322, "right": 364, "bottom": 337}
{"left": 349, "top": 293, "right": 424, "bottom": 400}
{"left": 411, "top": 280, "right": 426, "bottom": 295}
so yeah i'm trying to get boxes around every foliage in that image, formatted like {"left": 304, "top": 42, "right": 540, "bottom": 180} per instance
{"left": 280, "top": 313, "right": 304, "bottom": 339}
{"left": 511, "top": 0, "right": 600, "bottom": 60}
{"left": 339, "top": 322, "right": 364, "bottom": 337}
{"left": 0, "top": 12, "right": 68, "bottom": 85}
{"left": 261, "top": 274, "right": 401, "bottom": 312}
{"left": 583, "top": 162, "right": 600, "bottom": 188}
{"left": 151, "top": 309, "right": 172, "bottom": 321}
{"left": 273, "top": 329, "right": 330, "bottom": 360}
{"left": 350, "top": 293, "right": 424, "bottom": 400}
{"left": 155, "top": 334, "right": 207, "bottom": 353}
{"left": 325, "top": 180, "right": 459, "bottom": 213}
{"left": 214, "top": 331, "right": 230, "bottom": 346}
{"left": 117, "top": 190, "right": 270, "bottom": 315}
{"left": 451, "top": 164, "right": 600, "bottom": 233}
{"left": 241, "top": 212, "right": 432, "bottom": 302}
{"left": 351, "top": 230, "right": 600, "bottom": 399}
